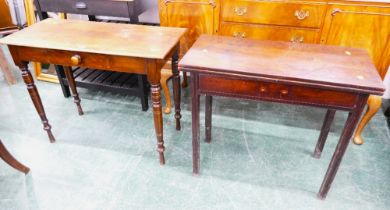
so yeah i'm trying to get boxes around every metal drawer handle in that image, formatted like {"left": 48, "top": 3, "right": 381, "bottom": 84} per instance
{"left": 71, "top": 55, "right": 82, "bottom": 65}
{"left": 294, "top": 10, "right": 309, "bottom": 20}
{"left": 75, "top": 2, "right": 87, "bottom": 9}
{"left": 290, "top": 35, "right": 304, "bottom": 43}
{"left": 234, "top": 7, "right": 247, "bottom": 16}
{"left": 233, "top": 31, "right": 246, "bottom": 38}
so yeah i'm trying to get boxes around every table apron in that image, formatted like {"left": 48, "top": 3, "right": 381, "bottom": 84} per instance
{"left": 197, "top": 74, "right": 361, "bottom": 111}
{"left": 10, "top": 46, "right": 147, "bottom": 75}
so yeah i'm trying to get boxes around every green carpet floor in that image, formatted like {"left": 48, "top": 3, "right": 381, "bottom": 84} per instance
{"left": 0, "top": 75, "right": 389, "bottom": 210}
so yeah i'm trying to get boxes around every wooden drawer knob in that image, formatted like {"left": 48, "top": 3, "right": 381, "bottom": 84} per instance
{"left": 294, "top": 10, "right": 309, "bottom": 20}
{"left": 280, "top": 89, "right": 289, "bottom": 96}
{"left": 260, "top": 86, "right": 267, "bottom": 93}
{"left": 71, "top": 55, "right": 82, "bottom": 65}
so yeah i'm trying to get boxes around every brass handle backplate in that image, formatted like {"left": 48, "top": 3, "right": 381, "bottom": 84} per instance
{"left": 294, "top": 10, "right": 309, "bottom": 20}
{"left": 71, "top": 55, "right": 82, "bottom": 65}
{"left": 234, "top": 7, "right": 247, "bottom": 16}
{"left": 233, "top": 31, "right": 246, "bottom": 38}
{"left": 290, "top": 35, "right": 304, "bottom": 43}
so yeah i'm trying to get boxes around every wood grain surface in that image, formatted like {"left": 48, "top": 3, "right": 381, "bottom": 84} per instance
{"left": 179, "top": 35, "right": 385, "bottom": 95}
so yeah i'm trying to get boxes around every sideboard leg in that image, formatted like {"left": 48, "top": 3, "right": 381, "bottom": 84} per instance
{"left": 64, "top": 66, "right": 84, "bottom": 115}
{"left": 19, "top": 62, "right": 55, "bottom": 143}
{"left": 353, "top": 95, "right": 382, "bottom": 145}
{"left": 313, "top": 109, "right": 336, "bottom": 158}
{"left": 172, "top": 46, "right": 182, "bottom": 131}
{"left": 0, "top": 140, "right": 30, "bottom": 174}
{"left": 318, "top": 96, "right": 367, "bottom": 199}
{"left": 205, "top": 95, "right": 213, "bottom": 143}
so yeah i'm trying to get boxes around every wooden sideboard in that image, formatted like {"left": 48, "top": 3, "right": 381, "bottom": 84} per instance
{"left": 159, "top": 0, "right": 390, "bottom": 144}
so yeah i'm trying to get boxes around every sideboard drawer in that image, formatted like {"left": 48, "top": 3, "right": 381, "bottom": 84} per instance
{"left": 221, "top": 0, "right": 326, "bottom": 28}
{"left": 219, "top": 22, "right": 319, "bottom": 43}
{"left": 36, "top": 0, "right": 131, "bottom": 17}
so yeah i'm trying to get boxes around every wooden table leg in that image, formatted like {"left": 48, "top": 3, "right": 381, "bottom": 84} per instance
{"left": 0, "top": 47, "right": 16, "bottom": 85}
{"left": 191, "top": 74, "right": 200, "bottom": 175}
{"left": 172, "top": 47, "right": 182, "bottom": 131}
{"left": 64, "top": 66, "right": 84, "bottom": 116}
{"left": 19, "top": 62, "right": 55, "bottom": 143}
{"left": 353, "top": 95, "right": 382, "bottom": 145}
{"left": 161, "top": 70, "right": 172, "bottom": 114}
{"left": 0, "top": 140, "right": 30, "bottom": 174}
{"left": 313, "top": 109, "right": 336, "bottom": 158}
{"left": 318, "top": 95, "right": 367, "bottom": 199}
{"left": 205, "top": 95, "right": 212, "bottom": 143}
{"left": 147, "top": 60, "right": 165, "bottom": 165}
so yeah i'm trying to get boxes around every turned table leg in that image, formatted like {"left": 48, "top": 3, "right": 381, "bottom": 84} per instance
{"left": 313, "top": 109, "right": 336, "bottom": 158}
{"left": 353, "top": 95, "right": 382, "bottom": 145}
{"left": 172, "top": 47, "right": 182, "bottom": 131}
{"left": 205, "top": 95, "right": 213, "bottom": 143}
{"left": 0, "top": 140, "right": 30, "bottom": 174}
{"left": 19, "top": 63, "right": 55, "bottom": 143}
{"left": 147, "top": 61, "right": 165, "bottom": 165}
{"left": 64, "top": 66, "right": 84, "bottom": 115}
{"left": 318, "top": 96, "right": 367, "bottom": 199}
{"left": 191, "top": 74, "right": 200, "bottom": 175}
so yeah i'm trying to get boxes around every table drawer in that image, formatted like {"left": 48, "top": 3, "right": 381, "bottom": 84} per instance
{"left": 221, "top": 0, "right": 326, "bottom": 28}
{"left": 198, "top": 74, "right": 358, "bottom": 109}
{"left": 36, "top": 0, "right": 131, "bottom": 17}
{"left": 219, "top": 22, "right": 319, "bottom": 43}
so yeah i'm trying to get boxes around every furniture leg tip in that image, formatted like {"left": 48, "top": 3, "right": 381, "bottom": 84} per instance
{"left": 316, "top": 193, "right": 326, "bottom": 200}
{"left": 24, "top": 168, "right": 31, "bottom": 174}
{"left": 353, "top": 136, "right": 364, "bottom": 145}
{"left": 159, "top": 154, "right": 165, "bottom": 165}
{"left": 312, "top": 152, "right": 321, "bottom": 159}
{"left": 163, "top": 107, "right": 172, "bottom": 114}
{"left": 48, "top": 133, "right": 56, "bottom": 143}
{"left": 193, "top": 172, "right": 200, "bottom": 177}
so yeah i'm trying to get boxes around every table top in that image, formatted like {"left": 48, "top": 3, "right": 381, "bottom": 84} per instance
{"left": 179, "top": 35, "right": 385, "bottom": 95}
{"left": 0, "top": 18, "right": 186, "bottom": 60}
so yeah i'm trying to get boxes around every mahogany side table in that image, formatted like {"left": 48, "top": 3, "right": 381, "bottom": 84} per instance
{"left": 179, "top": 35, "right": 385, "bottom": 199}
{"left": 0, "top": 18, "right": 186, "bottom": 165}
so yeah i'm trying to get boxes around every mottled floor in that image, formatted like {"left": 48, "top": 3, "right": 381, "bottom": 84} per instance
{"left": 0, "top": 72, "right": 389, "bottom": 210}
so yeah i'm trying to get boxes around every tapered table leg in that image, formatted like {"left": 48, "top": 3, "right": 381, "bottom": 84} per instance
{"left": 191, "top": 74, "right": 200, "bottom": 175}
{"left": 313, "top": 109, "right": 336, "bottom": 158}
{"left": 205, "top": 95, "right": 213, "bottom": 143}
{"left": 318, "top": 96, "right": 367, "bottom": 199}
{"left": 64, "top": 66, "right": 84, "bottom": 115}
{"left": 0, "top": 140, "right": 30, "bottom": 174}
{"left": 19, "top": 63, "right": 55, "bottom": 143}
{"left": 172, "top": 46, "right": 182, "bottom": 131}
{"left": 147, "top": 61, "right": 165, "bottom": 165}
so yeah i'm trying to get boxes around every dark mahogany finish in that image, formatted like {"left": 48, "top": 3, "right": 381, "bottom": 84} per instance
{"left": 180, "top": 35, "right": 385, "bottom": 199}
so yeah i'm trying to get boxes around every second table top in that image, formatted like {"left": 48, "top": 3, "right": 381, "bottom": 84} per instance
{"left": 179, "top": 35, "right": 385, "bottom": 95}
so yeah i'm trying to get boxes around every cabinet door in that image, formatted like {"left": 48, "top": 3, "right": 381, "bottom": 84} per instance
{"left": 159, "top": 0, "right": 219, "bottom": 56}
{"left": 321, "top": 5, "right": 390, "bottom": 78}
{"left": 0, "top": 0, "right": 15, "bottom": 29}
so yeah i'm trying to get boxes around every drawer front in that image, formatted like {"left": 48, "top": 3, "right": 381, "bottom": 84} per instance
{"left": 14, "top": 46, "right": 146, "bottom": 74}
{"left": 219, "top": 22, "right": 319, "bottom": 43}
{"left": 198, "top": 74, "right": 358, "bottom": 109}
{"left": 36, "top": 0, "right": 130, "bottom": 17}
{"left": 222, "top": 0, "right": 326, "bottom": 28}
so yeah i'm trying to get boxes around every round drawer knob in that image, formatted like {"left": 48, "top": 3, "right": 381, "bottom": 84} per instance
{"left": 71, "top": 55, "right": 82, "bottom": 65}
{"left": 280, "top": 89, "right": 289, "bottom": 96}
{"left": 260, "top": 86, "right": 267, "bottom": 93}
